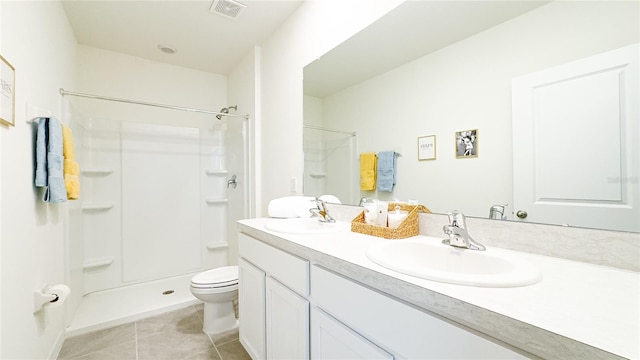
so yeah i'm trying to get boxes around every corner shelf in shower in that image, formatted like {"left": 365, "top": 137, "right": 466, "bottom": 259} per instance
{"left": 82, "top": 257, "right": 115, "bottom": 271}
{"left": 82, "top": 203, "right": 115, "bottom": 211}
{"left": 205, "top": 169, "right": 228, "bottom": 176}
{"left": 81, "top": 168, "right": 114, "bottom": 176}
{"left": 205, "top": 198, "right": 228, "bottom": 205}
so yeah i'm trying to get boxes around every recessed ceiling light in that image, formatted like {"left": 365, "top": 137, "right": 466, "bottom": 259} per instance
{"left": 157, "top": 44, "right": 177, "bottom": 54}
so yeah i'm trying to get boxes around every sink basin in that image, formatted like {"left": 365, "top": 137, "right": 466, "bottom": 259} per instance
{"left": 264, "top": 218, "right": 350, "bottom": 234}
{"left": 366, "top": 238, "right": 541, "bottom": 287}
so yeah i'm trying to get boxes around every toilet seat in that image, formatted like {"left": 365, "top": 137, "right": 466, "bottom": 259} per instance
{"left": 191, "top": 266, "right": 238, "bottom": 289}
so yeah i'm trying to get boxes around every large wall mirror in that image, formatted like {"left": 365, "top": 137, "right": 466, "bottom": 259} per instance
{"left": 303, "top": 0, "right": 639, "bottom": 233}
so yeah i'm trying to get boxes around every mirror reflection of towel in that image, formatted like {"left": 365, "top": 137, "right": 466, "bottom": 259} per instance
{"left": 360, "top": 153, "right": 377, "bottom": 191}
{"left": 377, "top": 151, "right": 397, "bottom": 192}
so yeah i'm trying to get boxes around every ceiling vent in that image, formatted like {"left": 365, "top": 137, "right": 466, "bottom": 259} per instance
{"left": 210, "top": 0, "right": 247, "bottom": 20}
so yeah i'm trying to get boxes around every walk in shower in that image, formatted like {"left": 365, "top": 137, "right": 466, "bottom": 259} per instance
{"left": 63, "top": 91, "right": 248, "bottom": 335}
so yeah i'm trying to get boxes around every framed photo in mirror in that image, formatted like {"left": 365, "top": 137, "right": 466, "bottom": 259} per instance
{"left": 455, "top": 129, "right": 478, "bottom": 158}
{"left": 418, "top": 135, "right": 436, "bottom": 160}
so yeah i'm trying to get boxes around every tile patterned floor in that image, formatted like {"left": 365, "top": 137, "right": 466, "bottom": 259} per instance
{"left": 58, "top": 304, "right": 250, "bottom": 360}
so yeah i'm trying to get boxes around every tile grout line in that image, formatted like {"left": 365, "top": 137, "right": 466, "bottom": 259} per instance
{"left": 214, "top": 335, "right": 240, "bottom": 348}
{"left": 134, "top": 321, "right": 139, "bottom": 360}
{"left": 194, "top": 304, "right": 203, "bottom": 322}
{"left": 198, "top": 304, "right": 226, "bottom": 360}
{"left": 208, "top": 333, "right": 225, "bottom": 360}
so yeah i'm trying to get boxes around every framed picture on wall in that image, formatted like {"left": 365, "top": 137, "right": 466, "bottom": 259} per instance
{"left": 0, "top": 54, "right": 15, "bottom": 127}
{"left": 455, "top": 129, "right": 478, "bottom": 158}
{"left": 418, "top": 135, "right": 436, "bottom": 160}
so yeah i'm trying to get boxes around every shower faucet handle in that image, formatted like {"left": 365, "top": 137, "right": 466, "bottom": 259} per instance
{"left": 227, "top": 175, "right": 238, "bottom": 189}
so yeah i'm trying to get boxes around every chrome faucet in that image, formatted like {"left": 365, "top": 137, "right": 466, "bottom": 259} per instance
{"left": 442, "top": 211, "right": 485, "bottom": 251}
{"left": 310, "top": 199, "right": 336, "bottom": 223}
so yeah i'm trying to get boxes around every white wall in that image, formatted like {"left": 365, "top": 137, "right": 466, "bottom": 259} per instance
{"left": 258, "top": 0, "right": 404, "bottom": 215}
{"left": 75, "top": 46, "right": 227, "bottom": 114}
{"left": 0, "top": 1, "right": 77, "bottom": 358}
{"left": 320, "top": 1, "right": 639, "bottom": 216}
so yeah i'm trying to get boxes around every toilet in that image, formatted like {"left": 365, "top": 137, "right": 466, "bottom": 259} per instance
{"left": 190, "top": 265, "right": 239, "bottom": 334}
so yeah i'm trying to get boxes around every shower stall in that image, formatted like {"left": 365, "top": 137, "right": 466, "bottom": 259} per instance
{"left": 63, "top": 90, "right": 249, "bottom": 335}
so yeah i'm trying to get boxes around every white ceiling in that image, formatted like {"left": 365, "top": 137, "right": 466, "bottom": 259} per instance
{"left": 61, "top": 0, "right": 304, "bottom": 75}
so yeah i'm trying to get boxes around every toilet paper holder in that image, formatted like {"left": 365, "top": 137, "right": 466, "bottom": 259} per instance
{"left": 33, "top": 284, "right": 70, "bottom": 313}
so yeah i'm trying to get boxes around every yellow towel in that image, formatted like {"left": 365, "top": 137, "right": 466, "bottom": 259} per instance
{"left": 62, "top": 124, "right": 80, "bottom": 200}
{"left": 360, "top": 152, "right": 377, "bottom": 191}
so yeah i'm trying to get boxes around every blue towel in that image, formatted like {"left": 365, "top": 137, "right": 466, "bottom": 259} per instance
{"left": 35, "top": 118, "right": 48, "bottom": 187}
{"left": 34, "top": 117, "right": 68, "bottom": 203}
{"left": 377, "top": 151, "right": 397, "bottom": 192}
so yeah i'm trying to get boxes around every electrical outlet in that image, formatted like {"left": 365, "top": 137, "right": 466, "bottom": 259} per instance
{"left": 290, "top": 177, "right": 297, "bottom": 193}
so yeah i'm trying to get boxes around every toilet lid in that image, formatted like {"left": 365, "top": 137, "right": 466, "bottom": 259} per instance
{"left": 191, "top": 266, "right": 238, "bottom": 286}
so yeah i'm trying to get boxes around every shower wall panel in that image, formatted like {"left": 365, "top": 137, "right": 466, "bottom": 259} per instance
{"left": 200, "top": 128, "right": 230, "bottom": 268}
{"left": 121, "top": 123, "right": 201, "bottom": 282}
{"left": 82, "top": 120, "right": 124, "bottom": 295}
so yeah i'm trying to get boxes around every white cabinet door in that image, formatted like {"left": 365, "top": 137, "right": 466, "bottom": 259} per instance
{"left": 265, "top": 276, "right": 310, "bottom": 360}
{"left": 239, "top": 258, "right": 266, "bottom": 360}
{"left": 311, "top": 307, "right": 393, "bottom": 360}
{"left": 512, "top": 43, "right": 639, "bottom": 232}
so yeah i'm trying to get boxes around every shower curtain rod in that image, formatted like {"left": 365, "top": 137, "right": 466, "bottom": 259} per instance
{"left": 59, "top": 88, "right": 250, "bottom": 120}
{"left": 304, "top": 124, "right": 356, "bottom": 136}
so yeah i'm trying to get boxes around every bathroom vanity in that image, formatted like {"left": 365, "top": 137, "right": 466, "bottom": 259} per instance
{"left": 237, "top": 218, "right": 638, "bottom": 360}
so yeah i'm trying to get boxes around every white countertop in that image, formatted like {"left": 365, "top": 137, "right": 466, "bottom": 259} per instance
{"left": 238, "top": 218, "right": 640, "bottom": 360}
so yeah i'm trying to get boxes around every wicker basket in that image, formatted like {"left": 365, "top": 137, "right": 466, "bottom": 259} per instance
{"left": 351, "top": 203, "right": 430, "bottom": 239}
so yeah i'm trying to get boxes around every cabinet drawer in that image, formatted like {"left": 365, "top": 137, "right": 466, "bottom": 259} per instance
{"left": 311, "top": 265, "right": 527, "bottom": 359}
{"left": 311, "top": 307, "right": 393, "bottom": 360}
{"left": 239, "top": 233, "right": 309, "bottom": 296}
